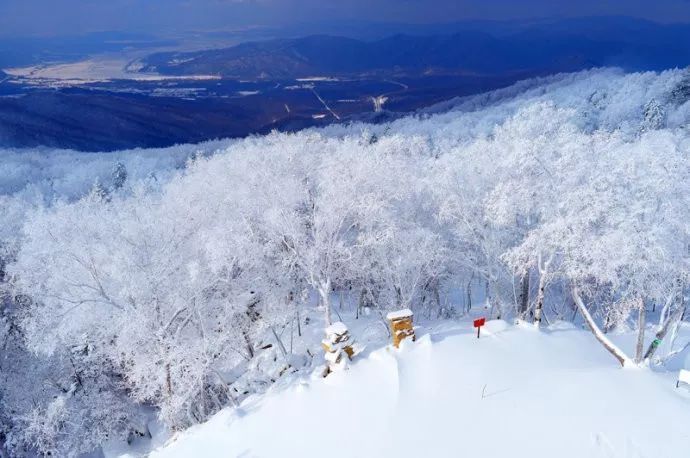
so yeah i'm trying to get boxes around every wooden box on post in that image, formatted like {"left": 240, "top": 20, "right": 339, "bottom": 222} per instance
{"left": 386, "top": 309, "right": 415, "bottom": 348}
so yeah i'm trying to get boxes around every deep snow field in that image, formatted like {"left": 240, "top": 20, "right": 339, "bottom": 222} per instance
{"left": 144, "top": 314, "right": 690, "bottom": 458}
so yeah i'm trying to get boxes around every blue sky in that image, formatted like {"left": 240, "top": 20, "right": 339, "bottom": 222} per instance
{"left": 2, "top": 0, "right": 690, "bottom": 36}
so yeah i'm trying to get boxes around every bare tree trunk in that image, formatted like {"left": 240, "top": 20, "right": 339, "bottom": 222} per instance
{"left": 270, "top": 325, "right": 289, "bottom": 363}
{"left": 395, "top": 285, "right": 403, "bottom": 309}
{"left": 643, "top": 301, "right": 685, "bottom": 361}
{"left": 165, "top": 363, "right": 173, "bottom": 396}
{"left": 296, "top": 305, "right": 302, "bottom": 337}
{"left": 533, "top": 274, "right": 547, "bottom": 326}
{"left": 288, "top": 290, "right": 301, "bottom": 337}
{"left": 657, "top": 294, "right": 675, "bottom": 328}
{"left": 241, "top": 296, "right": 261, "bottom": 358}
{"left": 519, "top": 270, "right": 530, "bottom": 318}
{"left": 319, "top": 279, "right": 333, "bottom": 325}
{"left": 533, "top": 254, "right": 552, "bottom": 327}
{"left": 434, "top": 284, "right": 441, "bottom": 314}
{"left": 670, "top": 290, "right": 686, "bottom": 350}
{"left": 486, "top": 279, "right": 496, "bottom": 318}
{"left": 466, "top": 275, "right": 473, "bottom": 313}
{"left": 572, "top": 287, "right": 632, "bottom": 367}
{"left": 635, "top": 299, "right": 646, "bottom": 363}
{"left": 571, "top": 297, "right": 579, "bottom": 322}
{"left": 357, "top": 289, "right": 363, "bottom": 319}
{"left": 242, "top": 330, "right": 254, "bottom": 358}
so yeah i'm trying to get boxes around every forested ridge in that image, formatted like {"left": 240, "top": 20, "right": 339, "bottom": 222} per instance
{"left": 1, "top": 68, "right": 689, "bottom": 456}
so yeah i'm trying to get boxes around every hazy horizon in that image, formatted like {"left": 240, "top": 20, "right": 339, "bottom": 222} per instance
{"left": 2, "top": 0, "right": 690, "bottom": 38}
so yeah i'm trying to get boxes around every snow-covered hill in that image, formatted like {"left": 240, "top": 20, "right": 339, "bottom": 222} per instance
{"left": 150, "top": 319, "right": 690, "bottom": 458}
{"left": 2, "top": 67, "right": 689, "bottom": 457}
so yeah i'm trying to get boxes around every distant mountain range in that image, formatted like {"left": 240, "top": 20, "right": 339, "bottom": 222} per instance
{"left": 139, "top": 17, "right": 690, "bottom": 79}
{"left": 3, "top": 16, "right": 690, "bottom": 152}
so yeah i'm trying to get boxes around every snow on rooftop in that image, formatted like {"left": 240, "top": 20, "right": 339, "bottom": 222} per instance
{"left": 386, "top": 309, "right": 413, "bottom": 320}
{"left": 325, "top": 321, "right": 348, "bottom": 337}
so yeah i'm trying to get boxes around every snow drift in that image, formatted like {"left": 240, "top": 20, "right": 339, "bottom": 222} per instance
{"left": 151, "top": 321, "right": 690, "bottom": 458}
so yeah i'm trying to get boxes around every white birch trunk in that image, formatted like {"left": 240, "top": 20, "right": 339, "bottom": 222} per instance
{"left": 533, "top": 274, "right": 547, "bottom": 326}
{"left": 635, "top": 299, "right": 646, "bottom": 363}
{"left": 657, "top": 294, "right": 675, "bottom": 328}
{"left": 519, "top": 270, "right": 530, "bottom": 318}
{"left": 644, "top": 302, "right": 685, "bottom": 361}
{"left": 533, "top": 254, "right": 552, "bottom": 327}
{"left": 572, "top": 287, "right": 633, "bottom": 367}
{"left": 270, "top": 325, "right": 289, "bottom": 363}
{"left": 319, "top": 278, "right": 333, "bottom": 325}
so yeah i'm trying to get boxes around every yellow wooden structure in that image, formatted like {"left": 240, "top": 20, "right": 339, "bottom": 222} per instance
{"left": 387, "top": 309, "right": 415, "bottom": 348}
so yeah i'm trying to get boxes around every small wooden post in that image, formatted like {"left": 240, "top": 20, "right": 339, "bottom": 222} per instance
{"left": 322, "top": 322, "right": 355, "bottom": 376}
{"left": 386, "top": 309, "right": 415, "bottom": 348}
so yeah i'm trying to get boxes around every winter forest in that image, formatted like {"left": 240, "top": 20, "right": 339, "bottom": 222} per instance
{"left": 1, "top": 68, "right": 690, "bottom": 456}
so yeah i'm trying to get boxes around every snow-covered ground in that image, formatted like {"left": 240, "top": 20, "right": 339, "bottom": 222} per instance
{"left": 149, "top": 319, "right": 690, "bottom": 458}
{"left": 4, "top": 58, "right": 220, "bottom": 86}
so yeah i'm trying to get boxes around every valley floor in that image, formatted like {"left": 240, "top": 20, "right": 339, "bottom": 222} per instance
{"left": 146, "top": 318, "right": 690, "bottom": 458}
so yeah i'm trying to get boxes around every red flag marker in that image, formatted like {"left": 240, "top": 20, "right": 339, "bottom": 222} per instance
{"left": 473, "top": 317, "right": 486, "bottom": 338}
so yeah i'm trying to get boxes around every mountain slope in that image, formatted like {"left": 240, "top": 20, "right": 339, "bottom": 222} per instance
{"left": 139, "top": 17, "right": 690, "bottom": 79}
{"left": 2, "top": 67, "right": 690, "bottom": 458}
{"left": 150, "top": 321, "right": 690, "bottom": 458}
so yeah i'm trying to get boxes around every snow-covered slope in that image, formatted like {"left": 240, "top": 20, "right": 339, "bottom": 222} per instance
{"left": 3, "top": 67, "right": 690, "bottom": 457}
{"left": 150, "top": 321, "right": 690, "bottom": 458}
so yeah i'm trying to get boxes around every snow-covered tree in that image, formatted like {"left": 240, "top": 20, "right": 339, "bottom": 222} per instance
{"left": 3, "top": 68, "right": 690, "bottom": 455}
